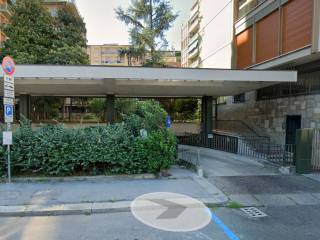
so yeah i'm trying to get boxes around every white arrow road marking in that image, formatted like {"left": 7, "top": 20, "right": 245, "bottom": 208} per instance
{"left": 148, "top": 199, "right": 187, "bottom": 219}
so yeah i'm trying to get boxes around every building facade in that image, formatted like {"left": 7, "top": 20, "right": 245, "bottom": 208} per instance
{"left": 182, "top": 0, "right": 320, "bottom": 145}
{"left": 87, "top": 44, "right": 142, "bottom": 66}
{"left": 181, "top": 23, "right": 189, "bottom": 67}
{"left": 219, "top": 0, "right": 320, "bottom": 145}
{"left": 0, "top": 0, "right": 13, "bottom": 46}
{"left": 181, "top": 0, "right": 235, "bottom": 68}
{"left": 43, "top": 0, "right": 80, "bottom": 18}
{"left": 87, "top": 44, "right": 181, "bottom": 67}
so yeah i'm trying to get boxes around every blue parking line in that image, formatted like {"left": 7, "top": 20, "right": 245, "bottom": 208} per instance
{"left": 210, "top": 210, "right": 240, "bottom": 240}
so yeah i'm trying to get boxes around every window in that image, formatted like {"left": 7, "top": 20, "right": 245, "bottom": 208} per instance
{"left": 237, "top": 0, "right": 266, "bottom": 20}
{"left": 233, "top": 93, "right": 245, "bottom": 103}
{"left": 257, "top": 71, "right": 320, "bottom": 100}
{"left": 217, "top": 96, "right": 227, "bottom": 105}
{"left": 236, "top": 27, "right": 253, "bottom": 69}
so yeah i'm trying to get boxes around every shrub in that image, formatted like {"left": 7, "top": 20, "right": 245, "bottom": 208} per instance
{"left": 0, "top": 100, "right": 177, "bottom": 177}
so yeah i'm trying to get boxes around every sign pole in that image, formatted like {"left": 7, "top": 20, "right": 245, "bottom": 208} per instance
{"left": 2, "top": 56, "right": 16, "bottom": 183}
{"left": 7, "top": 144, "right": 11, "bottom": 183}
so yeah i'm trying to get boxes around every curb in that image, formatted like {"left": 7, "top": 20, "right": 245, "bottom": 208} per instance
{"left": 0, "top": 197, "right": 227, "bottom": 217}
{"left": 1, "top": 174, "right": 156, "bottom": 183}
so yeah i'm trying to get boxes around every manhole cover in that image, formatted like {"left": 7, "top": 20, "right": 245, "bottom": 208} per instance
{"left": 240, "top": 207, "right": 267, "bottom": 218}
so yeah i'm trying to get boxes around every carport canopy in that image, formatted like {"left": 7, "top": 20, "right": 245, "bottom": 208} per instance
{"left": 3, "top": 65, "right": 297, "bottom": 97}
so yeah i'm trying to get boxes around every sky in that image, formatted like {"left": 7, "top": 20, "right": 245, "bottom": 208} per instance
{"left": 75, "top": 0, "right": 193, "bottom": 50}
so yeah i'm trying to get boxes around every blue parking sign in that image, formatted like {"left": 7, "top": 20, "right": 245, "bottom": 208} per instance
{"left": 4, "top": 105, "right": 13, "bottom": 123}
{"left": 166, "top": 116, "right": 172, "bottom": 128}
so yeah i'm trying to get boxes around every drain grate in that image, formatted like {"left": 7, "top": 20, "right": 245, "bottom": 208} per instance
{"left": 240, "top": 207, "right": 268, "bottom": 218}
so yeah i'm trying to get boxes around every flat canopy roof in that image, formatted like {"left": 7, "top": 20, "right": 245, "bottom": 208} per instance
{"left": 2, "top": 65, "right": 297, "bottom": 97}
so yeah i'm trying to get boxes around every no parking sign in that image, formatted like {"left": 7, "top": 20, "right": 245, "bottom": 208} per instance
{"left": 2, "top": 56, "right": 16, "bottom": 76}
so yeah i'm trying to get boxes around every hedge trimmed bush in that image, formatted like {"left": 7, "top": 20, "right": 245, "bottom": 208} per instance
{"left": 0, "top": 100, "right": 177, "bottom": 177}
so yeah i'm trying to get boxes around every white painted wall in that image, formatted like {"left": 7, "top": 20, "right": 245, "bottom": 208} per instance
{"left": 199, "top": 0, "right": 234, "bottom": 69}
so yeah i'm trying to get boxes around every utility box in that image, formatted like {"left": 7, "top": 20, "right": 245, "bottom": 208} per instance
{"left": 295, "top": 129, "right": 313, "bottom": 174}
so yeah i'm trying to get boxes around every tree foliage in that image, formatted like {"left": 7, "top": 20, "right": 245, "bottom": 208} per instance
{"left": 1, "top": 0, "right": 54, "bottom": 63}
{"left": 1, "top": 0, "right": 88, "bottom": 64}
{"left": 116, "top": 0, "right": 178, "bottom": 66}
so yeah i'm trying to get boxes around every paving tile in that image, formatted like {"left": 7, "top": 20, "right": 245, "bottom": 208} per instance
{"left": 311, "top": 193, "right": 320, "bottom": 201}
{"left": 254, "top": 194, "right": 296, "bottom": 206}
{"left": 286, "top": 193, "right": 320, "bottom": 205}
{"left": 229, "top": 194, "right": 262, "bottom": 207}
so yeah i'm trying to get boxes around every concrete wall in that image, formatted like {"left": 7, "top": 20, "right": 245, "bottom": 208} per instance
{"left": 218, "top": 92, "right": 320, "bottom": 145}
{"left": 199, "top": 0, "right": 234, "bottom": 68}
{"left": 172, "top": 123, "right": 201, "bottom": 135}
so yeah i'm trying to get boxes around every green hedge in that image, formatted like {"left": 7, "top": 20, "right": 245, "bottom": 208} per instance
{"left": 0, "top": 100, "right": 177, "bottom": 177}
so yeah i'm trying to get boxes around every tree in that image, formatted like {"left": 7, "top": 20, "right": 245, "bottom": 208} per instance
{"left": 1, "top": 0, "right": 89, "bottom": 65}
{"left": 1, "top": 0, "right": 55, "bottom": 63}
{"left": 118, "top": 46, "right": 145, "bottom": 66}
{"left": 47, "top": 6, "right": 89, "bottom": 64}
{"left": 116, "top": 0, "right": 178, "bottom": 66}
{"left": 54, "top": 6, "right": 87, "bottom": 48}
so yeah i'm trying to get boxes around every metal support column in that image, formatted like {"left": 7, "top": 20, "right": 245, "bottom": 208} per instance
{"left": 201, "top": 96, "right": 213, "bottom": 134}
{"left": 213, "top": 98, "right": 218, "bottom": 130}
{"left": 19, "top": 94, "right": 31, "bottom": 120}
{"left": 106, "top": 95, "right": 115, "bottom": 124}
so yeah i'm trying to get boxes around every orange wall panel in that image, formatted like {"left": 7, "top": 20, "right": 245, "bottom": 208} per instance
{"left": 236, "top": 27, "right": 253, "bottom": 69}
{"left": 256, "top": 10, "right": 279, "bottom": 63}
{"left": 282, "top": 0, "right": 313, "bottom": 54}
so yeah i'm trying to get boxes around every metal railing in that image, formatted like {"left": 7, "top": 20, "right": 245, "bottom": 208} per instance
{"left": 178, "top": 133, "right": 295, "bottom": 166}
{"left": 238, "top": 136, "right": 295, "bottom": 166}
{"left": 312, "top": 129, "right": 320, "bottom": 171}
{"left": 178, "top": 133, "right": 238, "bottom": 154}
{"left": 178, "top": 147, "right": 200, "bottom": 167}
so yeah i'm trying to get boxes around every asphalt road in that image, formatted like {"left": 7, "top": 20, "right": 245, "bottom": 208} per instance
{"left": 1, "top": 205, "right": 320, "bottom": 240}
{"left": 209, "top": 175, "right": 320, "bottom": 195}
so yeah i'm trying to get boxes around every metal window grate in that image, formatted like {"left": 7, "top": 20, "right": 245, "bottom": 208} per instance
{"left": 240, "top": 207, "right": 268, "bottom": 218}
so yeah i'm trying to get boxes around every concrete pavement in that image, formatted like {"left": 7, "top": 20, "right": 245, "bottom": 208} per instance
{"left": 179, "top": 145, "right": 279, "bottom": 177}
{"left": 0, "top": 167, "right": 228, "bottom": 217}
{"left": 209, "top": 175, "right": 320, "bottom": 207}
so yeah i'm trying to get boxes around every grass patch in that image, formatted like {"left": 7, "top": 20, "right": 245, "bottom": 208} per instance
{"left": 226, "top": 201, "right": 244, "bottom": 209}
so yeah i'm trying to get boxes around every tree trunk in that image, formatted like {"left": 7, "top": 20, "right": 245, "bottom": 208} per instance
{"left": 149, "top": 0, "right": 155, "bottom": 57}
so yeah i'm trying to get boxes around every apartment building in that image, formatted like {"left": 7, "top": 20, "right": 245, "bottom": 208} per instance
{"left": 182, "top": 0, "right": 320, "bottom": 145}
{"left": 0, "top": 0, "right": 13, "bottom": 45}
{"left": 43, "top": 0, "right": 80, "bottom": 18}
{"left": 181, "top": 23, "right": 189, "bottom": 67}
{"left": 181, "top": 0, "right": 235, "bottom": 68}
{"left": 87, "top": 44, "right": 181, "bottom": 67}
{"left": 87, "top": 44, "right": 140, "bottom": 66}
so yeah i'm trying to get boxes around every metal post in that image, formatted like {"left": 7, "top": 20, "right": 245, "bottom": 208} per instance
{"left": 7, "top": 145, "right": 11, "bottom": 183}
{"left": 6, "top": 122, "right": 11, "bottom": 183}
{"left": 201, "top": 96, "right": 213, "bottom": 135}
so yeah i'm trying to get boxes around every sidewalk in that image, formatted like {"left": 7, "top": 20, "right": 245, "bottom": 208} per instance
{"left": 0, "top": 167, "right": 228, "bottom": 217}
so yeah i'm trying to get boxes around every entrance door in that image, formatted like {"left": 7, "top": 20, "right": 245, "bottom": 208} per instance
{"left": 285, "top": 115, "right": 301, "bottom": 145}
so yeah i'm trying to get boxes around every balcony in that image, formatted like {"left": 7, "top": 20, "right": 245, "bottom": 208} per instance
{"left": 0, "top": 3, "right": 12, "bottom": 17}
{"left": 189, "top": 59, "right": 199, "bottom": 68}
{"left": 189, "top": 18, "right": 200, "bottom": 35}
{"left": 188, "top": 44, "right": 199, "bottom": 60}
{"left": 188, "top": 33, "right": 199, "bottom": 47}
{"left": 191, "top": 0, "right": 199, "bottom": 11}
{"left": 190, "top": 3, "right": 199, "bottom": 20}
